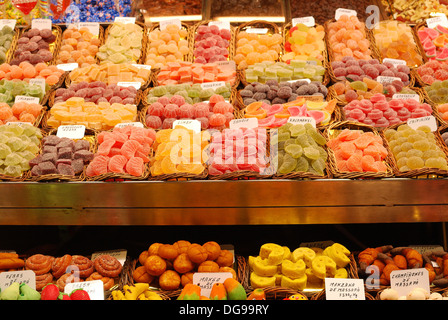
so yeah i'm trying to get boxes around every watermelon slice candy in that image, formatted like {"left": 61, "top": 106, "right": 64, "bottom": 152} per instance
{"left": 436, "top": 47, "right": 448, "bottom": 61}
{"left": 418, "top": 29, "right": 430, "bottom": 43}
{"left": 436, "top": 25, "right": 448, "bottom": 34}
{"left": 426, "top": 27, "right": 440, "bottom": 40}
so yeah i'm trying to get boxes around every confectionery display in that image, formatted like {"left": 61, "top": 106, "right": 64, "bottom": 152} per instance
{"left": 2, "top": 0, "right": 448, "bottom": 307}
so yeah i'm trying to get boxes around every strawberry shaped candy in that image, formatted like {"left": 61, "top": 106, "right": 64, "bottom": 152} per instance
{"left": 69, "top": 288, "right": 90, "bottom": 300}
{"left": 41, "top": 284, "right": 60, "bottom": 300}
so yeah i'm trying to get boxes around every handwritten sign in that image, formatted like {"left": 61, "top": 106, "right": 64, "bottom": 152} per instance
{"left": 245, "top": 28, "right": 269, "bottom": 34}
{"left": 392, "top": 94, "right": 420, "bottom": 102}
{"left": 192, "top": 272, "right": 233, "bottom": 298}
{"left": 407, "top": 115, "right": 438, "bottom": 132}
{"left": 117, "top": 82, "right": 141, "bottom": 89}
{"left": 57, "top": 63, "right": 79, "bottom": 71}
{"left": 160, "top": 18, "right": 182, "bottom": 31}
{"left": 292, "top": 16, "right": 315, "bottom": 27}
{"left": 114, "top": 17, "right": 136, "bottom": 24}
{"left": 57, "top": 125, "right": 86, "bottom": 139}
{"left": 115, "top": 122, "right": 144, "bottom": 129}
{"left": 77, "top": 22, "right": 100, "bottom": 36}
{"left": 91, "top": 249, "right": 127, "bottom": 266}
{"left": 173, "top": 119, "right": 201, "bottom": 133}
{"left": 14, "top": 95, "right": 40, "bottom": 104}
{"left": 208, "top": 20, "right": 231, "bottom": 30}
{"left": 29, "top": 78, "right": 46, "bottom": 93}
{"left": 376, "top": 76, "right": 401, "bottom": 85}
{"left": 287, "top": 116, "right": 316, "bottom": 127}
{"left": 0, "top": 270, "right": 36, "bottom": 291}
{"left": 229, "top": 118, "right": 258, "bottom": 129}
{"left": 31, "top": 19, "right": 52, "bottom": 30}
{"left": 426, "top": 14, "right": 448, "bottom": 29}
{"left": 201, "top": 81, "right": 226, "bottom": 90}
{"left": 65, "top": 280, "right": 105, "bottom": 300}
{"left": 335, "top": 8, "right": 357, "bottom": 21}
{"left": 325, "top": 278, "right": 365, "bottom": 300}
{"left": 390, "top": 268, "right": 430, "bottom": 297}
{"left": 0, "top": 19, "right": 16, "bottom": 29}
{"left": 383, "top": 58, "right": 407, "bottom": 66}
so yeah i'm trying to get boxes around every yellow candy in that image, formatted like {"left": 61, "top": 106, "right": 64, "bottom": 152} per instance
{"left": 334, "top": 268, "right": 349, "bottom": 279}
{"left": 281, "top": 259, "right": 306, "bottom": 279}
{"left": 252, "top": 256, "right": 278, "bottom": 277}
{"left": 291, "top": 247, "right": 316, "bottom": 267}
{"left": 250, "top": 272, "right": 276, "bottom": 289}
{"left": 280, "top": 274, "right": 307, "bottom": 291}
{"left": 259, "top": 243, "right": 284, "bottom": 265}
{"left": 323, "top": 244, "right": 351, "bottom": 268}
{"left": 311, "top": 255, "right": 337, "bottom": 279}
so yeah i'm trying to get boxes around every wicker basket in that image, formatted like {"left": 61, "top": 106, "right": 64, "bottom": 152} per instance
{"left": 324, "top": 121, "right": 395, "bottom": 179}
{"left": 380, "top": 121, "right": 448, "bottom": 178}
{"left": 5, "top": 26, "right": 21, "bottom": 64}
{"left": 144, "top": 21, "right": 193, "bottom": 73}
{"left": 413, "top": 22, "right": 432, "bottom": 65}
{"left": 103, "top": 21, "right": 148, "bottom": 65}
{"left": 26, "top": 128, "right": 96, "bottom": 182}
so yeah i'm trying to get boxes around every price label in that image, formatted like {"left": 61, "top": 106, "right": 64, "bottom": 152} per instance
{"left": 0, "top": 19, "right": 16, "bottom": 29}
{"left": 208, "top": 20, "right": 231, "bottom": 30}
{"left": 245, "top": 28, "right": 268, "bottom": 34}
{"left": 376, "top": 76, "right": 400, "bottom": 85}
{"left": 407, "top": 115, "right": 438, "bottom": 132}
{"left": 91, "top": 249, "right": 127, "bottom": 266}
{"left": 292, "top": 16, "right": 315, "bottom": 27}
{"left": 201, "top": 81, "right": 226, "bottom": 90}
{"left": 14, "top": 95, "right": 40, "bottom": 104}
{"left": 382, "top": 58, "right": 407, "bottom": 66}
{"left": 77, "top": 22, "right": 100, "bottom": 36}
{"left": 216, "top": 60, "right": 236, "bottom": 72}
{"left": 29, "top": 78, "right": 46, "bottom": 93}
{"left": 390, "top": 268, "right": 430, "bottom": 297}
{"left": 57, "top": 63, "right": 79, "bottom": 71}
{"left": 192, "top": 272, "right": 233, "bottom": 298}
{"left": 117, "top": 82, "right": 141, "bottom": 89}
{"left": 160, "top": 18, "right": 182, "bottom": 30}
{"left": 287, "top": 116, "right": 316, "bottom": 127}
{"left": 114, "top": 17, "right": 136, "bottom": 24}
{"left": 6, "top": 121, "right": 33, "bottom": 126}
{"left": 335, "top": 8, "right": 357, "bottom": 21}
{"left": 65, "top": 280, "right": 104, "bottom": 300}
{"left": 31, "top": 19, "right": 52, "bottom": 30}
{"left": 229, "top": 118, "right": 258, "bottom": 129}
{"left": 392, "top": 94, "right": 420, "bottom": 102}
{"left": 288, "top": 78, "right": 311, "bottom": 84}
{"left": 325, "top": 278, "right": 366, "bottom": 300}
{"left": 426, "top": 14, "right": 448, "bottom": 29}
{"left": 173, "top": 119, "right": 201, "bottom": 133}
{"left": 114, "top": 122, "right": 144, "bottom": 129}
{"left": 131, "top": 64, "right": 151, "bottom": 71}
{"left": 0, "top": 270, "right": 36, "bottom": 291}
{"left": 57, "top": 125, "right": 86, "bottom": 139}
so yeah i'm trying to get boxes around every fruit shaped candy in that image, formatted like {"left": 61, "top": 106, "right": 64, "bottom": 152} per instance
{"left": 283, "top": 23, "right": 326, "bottom": 65}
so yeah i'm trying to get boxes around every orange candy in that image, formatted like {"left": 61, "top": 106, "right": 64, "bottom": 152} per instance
{"left": 1, "top": 101, "right": 43, "bottom": 125}
{"left": 0, "top": 62, "right": 64, "bottom": 86}
{"left": 56, "top": 26, "right": 101, "bottom": 67}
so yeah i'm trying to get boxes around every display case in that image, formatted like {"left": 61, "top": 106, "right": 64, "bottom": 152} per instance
{"left": 132, "top": 0, "right": 203, "bottom": 23}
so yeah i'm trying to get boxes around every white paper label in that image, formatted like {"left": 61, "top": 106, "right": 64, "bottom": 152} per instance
{"left": 173, "top": 119, "right": 201, "bottom": 133}
{"left": 6, "top": 121, "right": 33, "bottom": 126}
{"left": 57, "top": 125, "right": 86, "bottom": 139}
{"left": 29, "top": 78, "right": 46, "bottom": 93}
{"left": 159, "top": 18, "right": 182, "bottom": 31}
{"left": 208, "top": 21, "right": 231, "bottom": 30}
{"left": 335, "top": 8, "right": 358, "bottom": 21}
{"left": 131, "top": 64, "right": 151, "bottom": 71}
{"left": 57, "top": 63, "right": 79, "bottom": 71}
{"left": 426, "top": 14, "right": 448, "bottom": 29}
{"left": 0, "top": 19, "right": 16, "bottom": 29}
{"left": 192, "top": 272, "right": 233, "bottom": 298}
{"left": 114, "top": 17, "right": 136, "bottom": 24}
{"left": 245, "top": 28, "right": 268, "bottom": 34}
{"left": 91, "top": 249, "right": 127, "bottom": 266}
{"left": 77, "top": 22, "right": 100, "bottom": 36}
{"left": 287, "top": 116, "right": 317, "bottom": 127}
{"left": 288, "top": 78, "right": 311, "bottom": 84}
{"left": 392, "top": 94, "right": 420, "bottom": 102}
{"left": 64, "top": 280, "right": 104, "bottom": 300}
{"left": 292, "top": 16, "right": 315, "bottom": 27}
{"left": 229, "top": 118, "right": 258, "bottom": 129}
{"left": 376, "top": 76, "right": 400, "bottom": 85}
{"left": 115, "top": 122, "right": 144, "bottom": 129}
{"left": 407, "top": 115, "right": 438, "bottom": 132}
{"left": 117, "top": 82, "right": 141, "bottom": 89}
{"left": 0, "top": 270, "right": 36, "bottom": 291}
{"left": 14, "top": 95, "right": 40, "bottom": 104}
{"left": 216, "top": 60, "right": 236, "bottom": 71}
{"left": 31, "top": 19, "right": 52, "bottom": 30}
{"left": 383, "top": 58, "right": 407, "bottom": 66}
{"left": 325, "top": 278, "right": 366, "bottom": 300}
{"left": 201, "top": 81, "right": 226, "bottom": 90}
{"left": 390, "top": 268, "right": 430, "bottom": 297}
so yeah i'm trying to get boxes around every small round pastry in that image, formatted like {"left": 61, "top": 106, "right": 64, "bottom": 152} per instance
{"left": 51, "top": 254, "right": 72, "bottom": 278}
{"left": 158, "top": 270, "right": 181, "bottom": 291}
{"left": 219, "top": 266, "right": 237, "bottom": 279}
{"left": 86, "top": 271, "right": 115, "bottom": 291}
{"left": 144, "top": 255, "right": 166, "bottom": 276}
{"left": 57, "top": 272, "right": 81, "bottom": 291}
{"left": 203, "top": 241, "right": 221, "bottom": 261}
{"left": 25, "top": 254, "right": 53, "bottom": 275}
{"left": 187, "top": 244, "right": 208, "bottom": 264}
{"left": 173, "top": 253, "right": 195, "bottom": 274}
{"left": 35, "top": 272, "right": 53, "bottom": 291}
{"left": 93, "top": 254, "right": 123, "bottom": 278}
{"left": 148, "top": 243, "right": 163, "bottom": 256}
{"left": 133, "top": 265, "right": 154, "bottom": 284}
{"left": 173, "top": 240, "right": 191, "bottom": 254}
{"left": 69, "top": 255, "right": 94, "bottom": 278}
{"left": 138, "top": 250, "right": 149, "bottom": 265}
{"left": 198, "top": 260, "right": 220, "bottom": 273}
{"left": 215, "top": 249, "right": 233, "bottom": 267}
{"left": 181, "top": 272, "right": 194, "bottom": 287}
{"left": 158, "top": 244, "right": 179, "bottom": 261}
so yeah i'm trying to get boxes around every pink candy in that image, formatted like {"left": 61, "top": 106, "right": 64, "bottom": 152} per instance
{"left": 194, "top": 25, "right": 230, "bottom": 63}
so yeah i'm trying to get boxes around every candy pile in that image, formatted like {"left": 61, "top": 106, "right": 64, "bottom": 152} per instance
{"left": 326, "top": 15, "right": 373, "bottom": 61}
{"left": 424, "top": 80, "right": 448, "bottom": 104}
{"left": 0, "top": 25, "right": 16, "bottom": 64}
{"left": 0, "top": 62, "right": 65, "bottom": 86}
{"left": 0, "top": 101, "right": 43, "bottom": 125}
{"left": 29, "top": 135, "right": 94, "bottom": 177}
{"left": 327, "top": 128, "right": 389, "bottom": 173}
{"left": 283, "top": 23, "right": 326, "bottom": 65}
{"left": 240, "top": 80, "right": 328, "bottom": 106}
{"left": 145, "top": 23, "right": 190, "bottom": 69}
{"left": 244, "top": 60, "right": 325, "bottom": 84}
{"left": 46, "top": 97, "right": 138, "bottom": 130}
{"left": 150, "top": 128, "right": 208, "bottom": 176}
{"left": 11, "top": 28, "right": 56, "bottom": 66}
{"left": 416, "top": 60, "right": 448, "bottom": 85}
{"left": 384, "top": 124, "right": 448, "bottom": 171}
{"left": 233, "top": 29, "right": 282, "bottom": 69}
{"left": 86, "top": 126, "right": 156, "bottom": 177}
{"left": 417, "top": 25, "right": 448, "bottom": 63}
{"left": 0, "top": 79, "right": 45, "bottom": 105}
{"left": 145, "top": 94, "right": 234, "bottom": 130}
{"left": 276, "top": 123, "right": 328, "bottom": 176}
{"left": 343, "top": 93, "right": 433, "bottom": 127}
{"left": 330, "top": 57, "right": 411, "bottom": 85}
{"left": 193, "top": 24, "right": 232, "bottom": 64}
{"left": 54, "top": 81, "right": 138, "bottom": 105}
{"left": 208, "top": 128, "right": 269, "bottom": 175}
